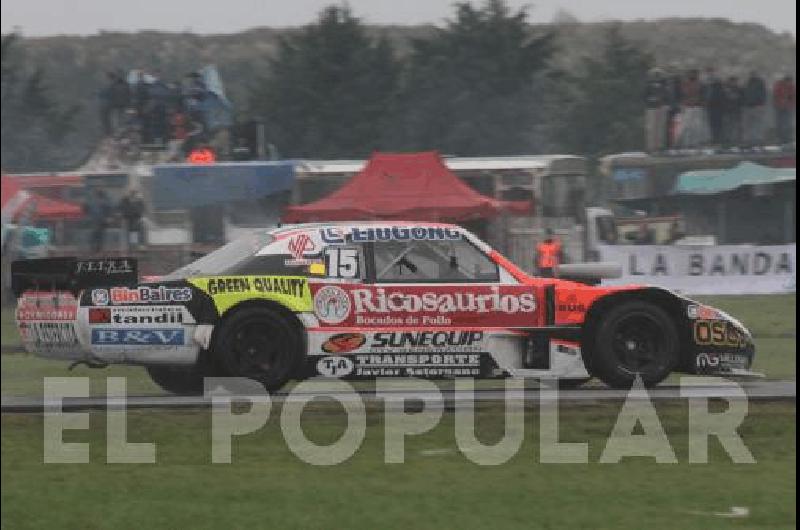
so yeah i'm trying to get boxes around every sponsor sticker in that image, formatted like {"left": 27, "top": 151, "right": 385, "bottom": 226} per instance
{"left": 557, "top": 294, "right": 587, "bottom": 313}
{"left": 107, "top": 286, "right": 193, "bottom": 305}
{"left": 320, "top": 226, "right": 462, "bottom": 244}
{"left": 687, "top": 304, "right": 722, "bottom": 320}
{"left": 204, "top": 277, "right": 307, "bottom": 298}
{"left": 693, "top": 320, "right": 747, "bottom": 348}
{"left": 313, "top": 353, "right": 485, "bottom": 378}
{"left": 91, "top": 328, "right": 185, "bottom": 346}
{"left": 314, "top": 286, "right": 352, "bottom": 325}
{"left": 308, "top": 262, "right": 326, "bottom": 275}
{"left": 696, "top": 352, "right": 721, "bottom": 369}
{"left": 17, "top": 293, "right": 78, "bottom": 321}
{"left": 352, "top": 353, "right": 483, "bottom": 377}
{"left": 19, "top": 322, "right": 78, "bottom": 346}
{"left": 311, "top": 285, "right": 537, "bottom": 328}
{"left": 90, "top": 306, "right": 189, "bottom": 325}
{"left": 76, "top": 258, "right": 135, "bottom": 275}
{"left": 287, "top": 233, "right": 317, "bottom": 259}
{"left": 369, "top": 331, "right": 484, "bottom": 352}
{"left": 351, "top": 286, "right": 535, "bottom": 315}
{"left": 316, "top": 356, "right": 355, "bottom": 377}
{"left": 92, "top": 289, "right": 110, "bottom": 306}
{"left": 321, "top": 333, "right": 367, "bottom": 354}
{"left": 88, "top": 307, "right": 111, "bottom": 324}
{"left": 697, "top": 351, "right": 749, "bottom": 371}
{"left": 188, "top": 275, "right": 311, "bottom": 313}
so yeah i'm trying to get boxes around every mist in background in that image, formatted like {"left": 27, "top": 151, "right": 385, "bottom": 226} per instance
{"left": 2, "top": 0, "right": 797, "bottom": 37}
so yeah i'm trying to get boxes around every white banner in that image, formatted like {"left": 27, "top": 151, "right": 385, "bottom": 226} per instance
{"left": 597, "top": 244, "right": 796, "bottom": 295}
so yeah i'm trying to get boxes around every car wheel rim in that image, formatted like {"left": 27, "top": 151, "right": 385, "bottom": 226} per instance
{"left": 610, "top": 312, "right": 669, "bottom": 378}
{"left": 229, "top": 318, "right": 289, "bottom": 381}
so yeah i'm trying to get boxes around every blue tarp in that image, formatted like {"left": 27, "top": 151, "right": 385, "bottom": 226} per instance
{"left": 674, "top": 162, "right": 796, "bottom": 195}
{"left": 152, "top": 161, "right": 297, "bottom": 210}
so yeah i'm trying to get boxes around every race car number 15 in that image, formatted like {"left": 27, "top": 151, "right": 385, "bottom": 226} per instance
{"left": 325, "top": 248, "right": 359, "bottom": 279}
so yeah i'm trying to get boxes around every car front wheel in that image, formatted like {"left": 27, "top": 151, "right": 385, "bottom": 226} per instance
{"left": 588, "top": 301, "right": 679, "bottom": 389}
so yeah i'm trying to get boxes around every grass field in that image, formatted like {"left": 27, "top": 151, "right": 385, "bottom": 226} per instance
{"left": 2, "top": 297, "right": 795, "bottom": 529}
{"left": 1, "top": 401, "right": 795, "bottom": 529}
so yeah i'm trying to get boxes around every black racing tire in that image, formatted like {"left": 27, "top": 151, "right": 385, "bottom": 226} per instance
{"left": 146, "top": 364, "right": 206, "bottom": 395}
{"left": 211, "top": 306, "right": 305, "bottom": 392}
{"left": 587, "top": 301, "right": 679, "bottom": 389}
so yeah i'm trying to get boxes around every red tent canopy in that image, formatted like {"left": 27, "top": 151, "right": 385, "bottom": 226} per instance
{"left": 283, "top": 151, "right": 532, "bottom": 223}
{"left": 1, "top": 175, "right": 84, "bottom": 222}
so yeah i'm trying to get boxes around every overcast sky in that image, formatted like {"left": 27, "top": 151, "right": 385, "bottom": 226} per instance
{"left": 2, "top": 0, "right": 796, "bottom": 37}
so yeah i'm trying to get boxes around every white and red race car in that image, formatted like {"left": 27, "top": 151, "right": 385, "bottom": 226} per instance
{"left": 13, "top": 222, "right": 757, "bottom": 393}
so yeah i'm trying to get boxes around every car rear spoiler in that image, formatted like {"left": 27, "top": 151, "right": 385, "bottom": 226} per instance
{"left": 557, "top": 262, "right": 622, "bottom": 286}
{"left": 11, "top": 257, "right": 138, "bottom": 297}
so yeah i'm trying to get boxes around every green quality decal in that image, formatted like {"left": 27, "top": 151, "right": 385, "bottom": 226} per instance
{"left": 188, "top": 276, "right": 311, "bottom": 314}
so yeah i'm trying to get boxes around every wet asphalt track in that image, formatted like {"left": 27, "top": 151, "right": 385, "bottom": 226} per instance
{"left": 1, "top": 380, "right": 794, "bottom": 413}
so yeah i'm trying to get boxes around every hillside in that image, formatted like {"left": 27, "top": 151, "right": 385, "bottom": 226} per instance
{"left": 5, "top": 17, "right": 797, "bottom": 171}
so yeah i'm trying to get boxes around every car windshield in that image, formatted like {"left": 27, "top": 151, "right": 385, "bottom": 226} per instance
{"left": 162, "top": 231, "right": 274, "bottom": 280}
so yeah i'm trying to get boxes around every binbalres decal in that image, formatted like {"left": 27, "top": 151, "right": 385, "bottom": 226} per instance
{"left": 188, "top": 275, "right": 312, "bottom": 314}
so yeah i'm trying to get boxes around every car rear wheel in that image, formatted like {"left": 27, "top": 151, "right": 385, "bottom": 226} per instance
{"left": 588, "top": 301, "right": 679, "bottom": 389}
{"left": 212, "top": 306, "right": 304, "bottom": 392}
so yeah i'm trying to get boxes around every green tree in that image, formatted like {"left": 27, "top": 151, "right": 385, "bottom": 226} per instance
{"left": 553, "top": 26, "right": 654, "bottom": 156}
{"left": 249, "top": 5, "right": 400, "bottom": 159}
{"left": 394, "top": 0, "right": 554, "bottom": 155}
{"left": 1, "top": 33, "right": 79, "bottom": 171}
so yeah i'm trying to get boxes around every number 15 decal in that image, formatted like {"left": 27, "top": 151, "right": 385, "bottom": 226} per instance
{"left": 324, "top": 247, "right": 360, "bottom": 278}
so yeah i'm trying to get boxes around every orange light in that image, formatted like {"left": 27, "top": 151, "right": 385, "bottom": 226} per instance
{"left": 187, "top": 148, "right": 216, "bottom": 164}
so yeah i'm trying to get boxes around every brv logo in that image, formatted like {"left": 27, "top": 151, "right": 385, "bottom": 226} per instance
{"left": 91, "top": 329, "right": 185, "bottom": 346}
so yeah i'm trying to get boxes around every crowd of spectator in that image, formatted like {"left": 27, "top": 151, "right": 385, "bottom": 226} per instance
{"left": 99, "top": 69, "right": 229, "bottom": 158}
{"left": 645, "top": 68, "right": 796, "bottom": 153}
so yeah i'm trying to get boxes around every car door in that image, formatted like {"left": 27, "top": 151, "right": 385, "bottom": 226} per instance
{"left": 364, "top": 235, "right": 538, "bottom": 329}
{"left": 340, "top": 233, "right": 538, "bottom": 377}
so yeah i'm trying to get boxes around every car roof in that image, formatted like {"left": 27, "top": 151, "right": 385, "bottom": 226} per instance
{"left": 270, "top": 221, "right": 460, "bottom": 237}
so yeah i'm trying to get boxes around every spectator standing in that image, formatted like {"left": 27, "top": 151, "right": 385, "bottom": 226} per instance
{"left": 664, "top": 71, "right": 683, "bottom": 148}
{"left": 742, "top": 71, "right": 768, "bottom": 147}
{"left": 170, "top": 111, "right": 188, "bottom": 141}
{"left": 535, "top": 229, "right": 563, "bottom": 278}
{"left": 133, "top": 70, "right": 153, "bottom": 143}
{"left": 182, "top": 72, "right": 207, "bottom": 118}
{"left": 644, "top": 68, "right": 669, "bottom": 152}
{"left": 666, "top": 221, "right": 685, "bottom": 244}
{"left": 119, "top": 188, "right": 146, "bottom": 249}
{"left": 677, "top": 69, "right": 708, "bottom": 148}
{"left": 146, "top": 72, "right": 171, "bottom": 145}
{"left": 85, "top": 188, "right": 111, "bottom": 253}
{"left": 130, "top": 70, "right": 147, "bottom": 117}
{"left": 721, "top": 76, "right": 744, "bottom": 147}
{"left": 773, "top": 74, "right": 796, "bottom": 145}
{"left": 99, "top": 72, "right": 130, "bottom": 135}
{"left": 702, "top": 67, "right": 725, "bottom": 146}
{"left": 635, "top": 222, "right": 655, "bottom": 245}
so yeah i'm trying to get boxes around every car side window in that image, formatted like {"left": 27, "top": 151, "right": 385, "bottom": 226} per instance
{"left": 373, "top": 239, "right": 499, "bottom": 282}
